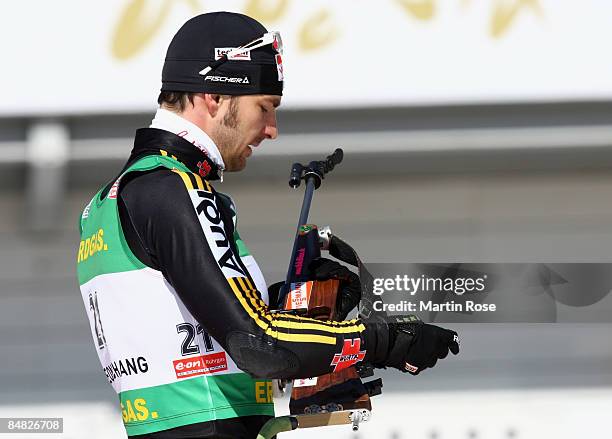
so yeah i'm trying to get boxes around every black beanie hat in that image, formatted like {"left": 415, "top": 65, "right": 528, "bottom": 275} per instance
{"left": 161, "top": 12, "right": 283, "bottom": 96}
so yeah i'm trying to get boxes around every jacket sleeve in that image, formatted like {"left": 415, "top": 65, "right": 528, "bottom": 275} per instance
{"left": 118, "top": 168, "right": 389, "bottom": 379}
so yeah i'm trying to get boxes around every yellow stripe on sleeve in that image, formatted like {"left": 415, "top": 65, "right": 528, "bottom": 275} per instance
{"left": 275, "top": 312, "right": 364, "bottom": 328}
{"left": 274, "top": 332, "right": 337, "bottom": 344}
{"left": 241, "top": 277, "right": 362, "bottom": 329}
{"left": 236, "top": 277, "right": 272, "bottom": 322}
{"left": 193, "top": 173, "right": 205, "bottom": 190}
{"left": 171, "top": 169, "right": 194, "bottom": 190}
{"left": 229, "top": 278, "right": 272, "bottom": 333}
{"left": 239, "top": 277, "right": 365, "bottom": 335}
{"left": 271, "top": 319, "right": 365, "bottom": 334}
{"left": 228, "top": 278, "right": 336, "bottom": 345}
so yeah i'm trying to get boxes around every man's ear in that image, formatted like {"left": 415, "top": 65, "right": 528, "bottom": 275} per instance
{"left": 203, "top": 93, "right": 222, "bottom": 117}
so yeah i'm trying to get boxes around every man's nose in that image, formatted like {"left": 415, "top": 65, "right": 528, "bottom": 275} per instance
{"left": 264, "top": 113, "right": 278, "bottom": 139}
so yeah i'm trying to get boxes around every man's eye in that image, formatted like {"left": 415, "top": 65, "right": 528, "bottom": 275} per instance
{"left": 260, "top": 105, "right": 268, "bottom": 113}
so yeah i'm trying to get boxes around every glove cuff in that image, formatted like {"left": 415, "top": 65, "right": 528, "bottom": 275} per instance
{"left": 385, "top": 330, "right": 415, "bottom": 371}
{"left": 363, "top": 319, "right": 391, "bottom": 367}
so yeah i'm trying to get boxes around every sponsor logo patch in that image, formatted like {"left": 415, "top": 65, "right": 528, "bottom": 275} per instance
{"left": 275, "top": 54, "right": 284, "bottom": 81}
{"left": 294, "top": 248, "right": 306, "bottom": 275}
{"left": 82, "top": 199, "right": 93, "bottom": 219}
{"left": 77, "top": 228, "right": 108, "bottom": 263}
{"left": 330, "top": 338, "right": 366, "bottom": 372}
{"left": 197, "top": 160, "right": 212, "bottom": 178}
{"left": 108, "top": 178, "right": 120, "bottom": 199}
{"left": 103, "top": 356, "right": 149, "bottom": 384}
{"left": 204, "top": 75, "right": 250, "bottom": 84}
{"left": 293, "top": 377, "right": 318, "bottom": 387}
{"left": 214, "top": 47, "right": 251, "bottom": 61}
{"left": 192, "top": 190, "right": 246, "bottom": 278}
{"left": 285, "top": 281, "right": 313, "bottom": 310}
{"left": 173, "top": 352, "right": 228, "bottom": 379}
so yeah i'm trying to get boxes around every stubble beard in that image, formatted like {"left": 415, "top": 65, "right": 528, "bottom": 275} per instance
{"left": 213, "top": 97, "right": 245, "bottom": 172}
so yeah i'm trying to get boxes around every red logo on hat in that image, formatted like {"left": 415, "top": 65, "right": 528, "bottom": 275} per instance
{"left": 275, "top": 54, "right": 284, "bottom": 81}
{"left": 330, "top": 338, "right": 366, "bottom": 372}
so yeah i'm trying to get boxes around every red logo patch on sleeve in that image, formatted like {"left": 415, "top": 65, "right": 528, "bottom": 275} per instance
{"left": 330, "top": 338, "right": 366, "bottom": 372}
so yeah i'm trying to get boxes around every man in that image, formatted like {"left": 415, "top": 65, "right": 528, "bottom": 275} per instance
{"left": 76, "top": 12, "right": 459, "bottom": 439}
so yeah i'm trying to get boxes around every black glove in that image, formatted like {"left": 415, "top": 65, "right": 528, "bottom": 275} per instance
{"left": 384, "top": 316, "right": 460, "bottom": 375}
{"left": 309, "top": 257, "right": 361, "bottom": 320}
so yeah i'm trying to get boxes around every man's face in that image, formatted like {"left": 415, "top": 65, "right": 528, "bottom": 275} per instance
{"left": 212, "top": 94, "right": 281, "bottom": 172}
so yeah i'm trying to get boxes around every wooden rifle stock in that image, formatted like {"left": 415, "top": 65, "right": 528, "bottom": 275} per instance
{"left": 278, "top": 150, "right": 376, "bottom": 415}
{"left": 281, "top": 230, "right": 371, "bottom": 414}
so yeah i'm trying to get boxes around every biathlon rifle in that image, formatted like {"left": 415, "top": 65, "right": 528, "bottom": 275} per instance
{"left": 257, "top": 149, "right": 383, "bottom": 439}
